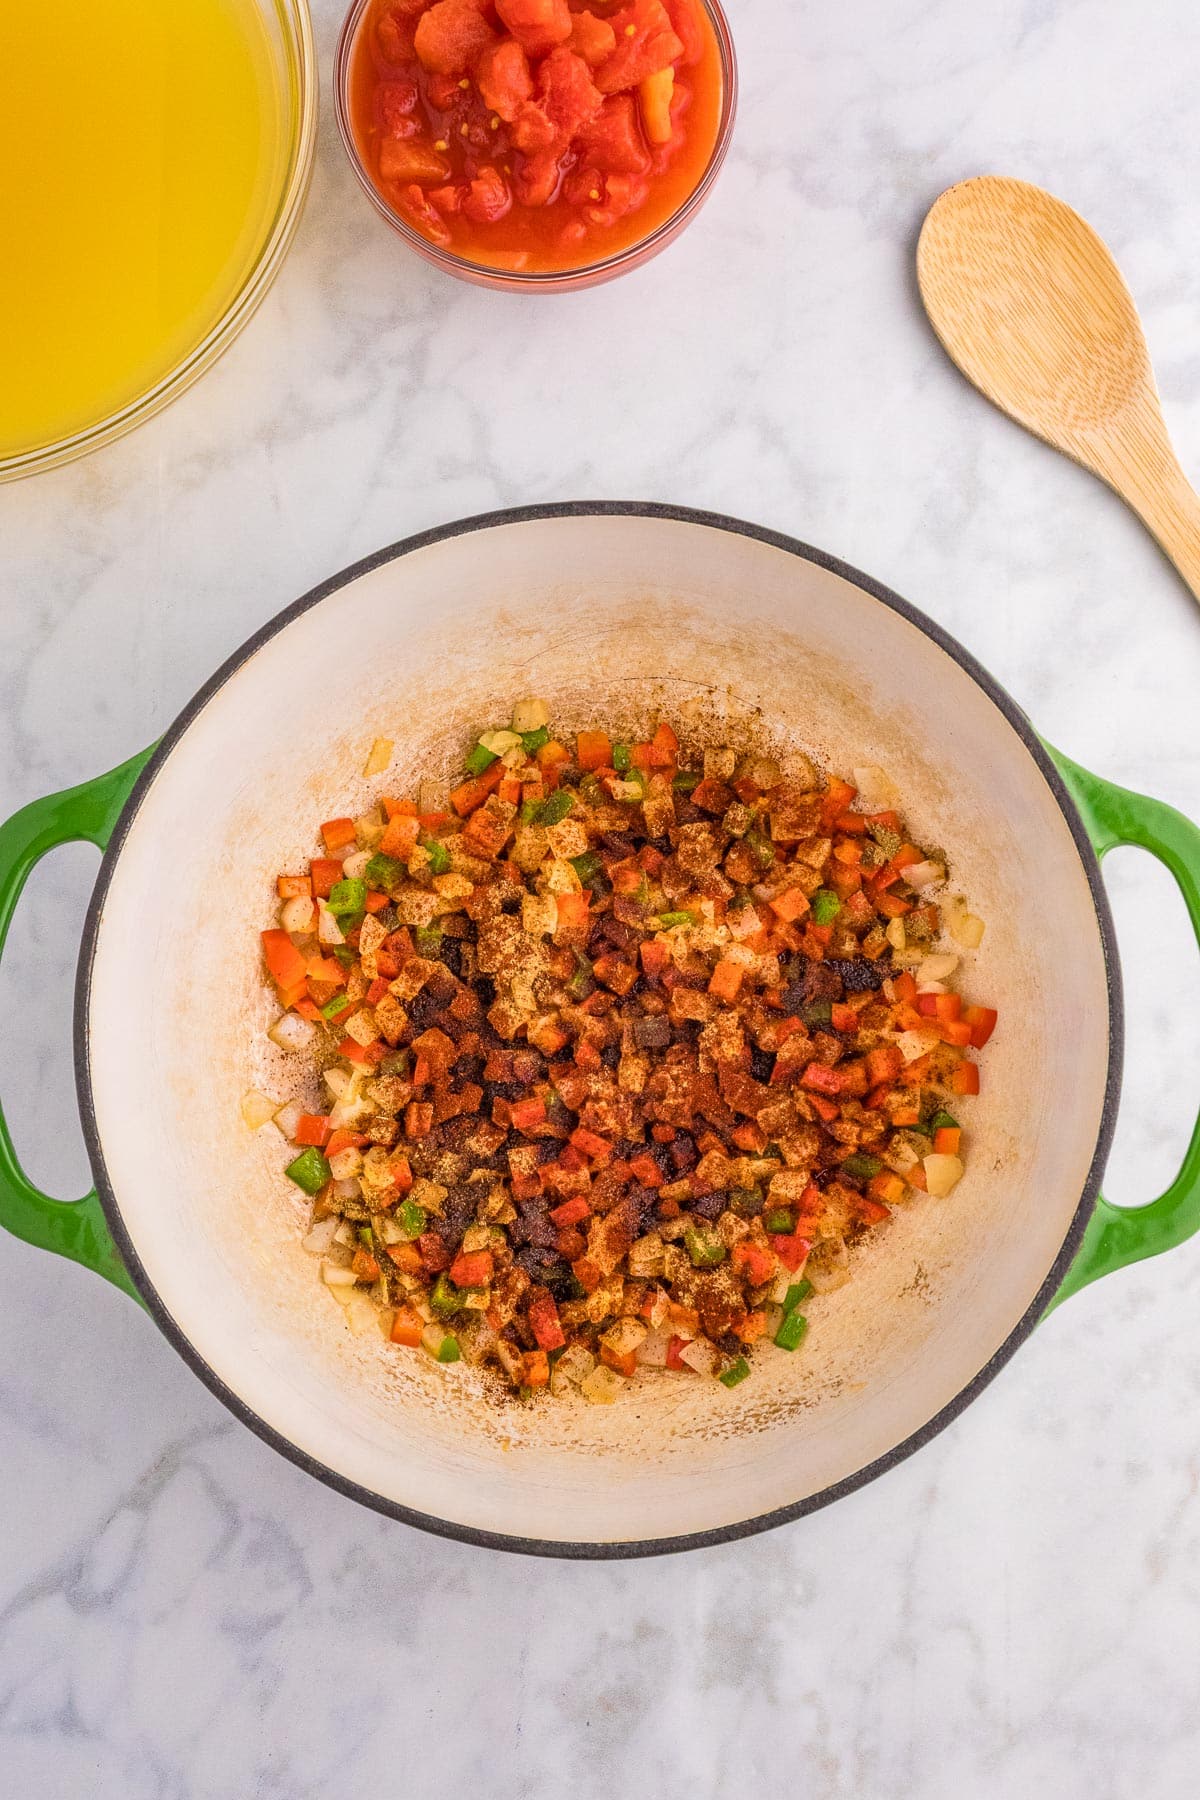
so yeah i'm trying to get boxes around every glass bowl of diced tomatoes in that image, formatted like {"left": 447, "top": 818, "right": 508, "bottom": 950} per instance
{"left": 335, "top": 0, "right": 737, "bottom": 290}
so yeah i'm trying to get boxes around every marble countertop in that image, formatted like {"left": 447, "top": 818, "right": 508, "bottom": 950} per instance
{"left": 4, "top": 0, "right": 1200, "bottom": 1792}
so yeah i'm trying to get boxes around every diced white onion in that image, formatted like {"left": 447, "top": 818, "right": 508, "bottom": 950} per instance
{"left": 329, "top": 1147, "right": 363, "bottom": 1181}
{"left": 272, "top": 1100, "right": 303, "bottom": 1141}
{"left": 885, "top": 916, "right": 906, "bottom": 951}
{"left": 333, "top": 1220, "right": 356, "bottom": 1247}
{"left": 345, "top": 1292, "right": 380, "bottom": 1336}
{"left": 480, "top": 728, "right": 522, "bottom": 755}
{"left": 342, "top": 849, "right": 371, "bottom": 880}
{"left": 923, "top": 1153, "right": 964, "bottom": 1197}
{"left": 679, "top": 1338, "right": 719, "bottom": 1377}
{"left": 333, "top": 1176, "right": 362, "bottom": 1202}
{"left": 280, "top": 895, "right": 315, "bottom": 935}
{"left": 240, "top": 1090, "right": 278, "bottom": 1131}
{"left": 916, "top": 979, "right": 948, "bottom": 996}
{"left": 511, "top": 697, "right": 550, "bottom": 733}
{"left": 904, "top": 860, "right": 945, "bottom": 890}
{"left": 324, "top": 1067, "right": 352, "bottom": 1100}
{"left": 302, "top": 1218, "right": 338, "bottom": 1255}
{"left": 580, "top": 1364, "right": 624, "bottom": 1404}
{"left": 852, "top": 765, "right": 900, "bottom": 809}
{"left": 321, "top": 1261, "right": 358, "bottom": 1287}
{"left": 948, "top": 904, "right": 986, "bottom": 949}
{"left": 916, "top": 952, "right": 959, "bottom": 985}
{"left": 268, "top": 1012, "right": 316, "bottom": 1054}
{"left": 727, "top": 904, "right": 763, "bottom": 940}
{"left": 317, "top": 903, "right": 345, "bottom": 946}
{"left": 635, "top": 1328, "right": 671, "bottom": 1368}
{"left": 897, "top": 1027, "right": 940, "bottom": 1063}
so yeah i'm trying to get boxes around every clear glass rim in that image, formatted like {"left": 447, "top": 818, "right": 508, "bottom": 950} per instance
{"left": 333, "top": 0, "right": 738, "bottom": 292}
{"left": 0, "top": 0, "right": 319, "bottom": 484}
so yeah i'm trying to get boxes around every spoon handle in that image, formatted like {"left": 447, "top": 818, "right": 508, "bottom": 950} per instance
{"left": 1091, "top": 403, "right": 1200, "bottom": 603}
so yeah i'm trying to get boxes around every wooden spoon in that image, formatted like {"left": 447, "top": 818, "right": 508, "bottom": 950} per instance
{"left": 917, "top": 175, "right": 1200, "bottom": 601}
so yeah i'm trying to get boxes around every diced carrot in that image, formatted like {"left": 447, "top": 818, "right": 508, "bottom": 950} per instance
{"left": 364, "top": 890, "right": 389, "bottom": 913}
{"left": 380, "top": 812, "right": 420, "bottom": 858}
{"left": 294, "top": 1114, "right": 332, "bottom": 1148}
{"left": 555, "top": 891, "right": 590, "bottom": 935}
{"left": 708, "top": 957, "right": 744, "bottom": 1003}
{"left": 809, "top": 1093, "right": 839, "bottom": 1122}
{"left": 569, "top": 1126, "right": 611, "bottom": 1162}
{"left": 830, "top": 1002, "right": 858, "bottom": 1033}
{"left": 382, "top": 796, "right": 419, "bottom": 820}
{"left": 938, "top": 1018, "right": 974, "bottom": 1048}
{"left": 593, "top": 953, "right": 638, "bottom": 995}
{"left": 293, "top": 998, "right": 322, "bottom": 1022}
{"left": 732, "top": 1120, "right": 767, "bottom": 1153}
{"left": 537, "top": 740, "right": 571, "bottom": 770}
{"left": 801, "top": 1062, "right": 844, "bottom": 1096}
{"left": 574, "top": 1039, "right": 602, "bottom": 1071}
{"left": 499, "top": 776, "right": 522, "bottom": 803}
{"left": 572, "top": 1255, "right": 602, "bottom": 1293}
{"left": 277, "top": 873, "right": 312, "bottom": 899}
{"left": 933, "top": 1126, "right": 961, "bottom": 1155}
{"left": 639, "top": 937, "right": 671, "bottom": 978}
{"left": 450, "top": 761, "right": 506, "bottom": 817}
{"left": 576, "top": 729, "right": 612, "bottom": 770}
{"left": 769, "top": 886, "right": 810, "bottom": 924}
{"left": 276, "top": 976, "right": 307, "bottom": 1010}
{"left": 261, "top": 928, "right": 307, "bottom": 988}
{"left": 907, "top": 1164, "right": 928, "bottom": 1192}
{"left": 390, "top": 1305, "right": 424, "bottom": 1347}
{"left": 321, "top": 818, "right": 357, "bottom": 852}
{"left": 890, "top": 1103, "right": 921, "bottom": 1126}
{"left": 952, "top": 1061, "right": 981, "bottom": 1096}
{"left": 869, "top": 1170, "right": 906, "bottom": 1206}
{"left": 326, "top": 1127, "right": 368, "bottom": 1157}
{"left": 629, "top": 1151, "right": 663, "bottom": 1187}
{"left": 510, "top": 1095, "right": 548, "bottom": 1132}
{"left": 892, "top": 972, "right": 918, "bottom": 1003}
{"left": 736, "top": 1309, "right": 769, "bottom": 1344}
{"left": 351, "top": 1247, "right": 380, "bottom": 1282}
{"left": 820, "top": 776, "right": 856, "bottom": 827}
{"left": 310, "top": 858, "right": 343, "bottom": 899}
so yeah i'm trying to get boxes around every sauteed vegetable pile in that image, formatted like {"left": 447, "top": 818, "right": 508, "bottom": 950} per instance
{"left": 251, "top": 702, "right": 997, "bottom": 1401}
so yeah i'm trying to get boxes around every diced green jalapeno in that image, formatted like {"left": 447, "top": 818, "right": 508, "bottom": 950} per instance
{"left": 331, "top": 944, "right": 356, "bottom": 969}
{"left": 571, "top": 850, "right": 604, "bottom": 884}
{"left": 811, "top": 889, "right": 841, "bottom": 926}
{"left": 429, "top": 1274, "right": 461, "bottom": 1319}
{"left": 414, "top": 925, "right": 443, "bottom": 955}
{"left": 672, "top": 769, "right": 700, "bottom": 793}
{"left": 841, "top": 1152, "right": 884, "bottom": 1179}
{"left": 327, "top": 877, "right": 367, "bottom": 918}
{"left": 802, "top": 999, "right": 833, "bottom": 1027}
{"left": 320, "top": 993, "right": 352, "bottom": 1021}
{"left": 285, "top": 1148, "right": 331, "bottom": 1195}
{"left": 423, "top": 838, "right": 452, "bottom": 875}
{"left": 763, "top": 1207, "right": 795, "bottom": 1234}
{"left": 538, "top": 790, "right": 574, "bottom": 826}
{"left": 782, "top": 1278, "right": 812, "bottom": 1315}
{"left": 747, "top": 829, "right": 776, "bottom": 870}
{"left": 719, "top": 1356, "right": 752, "bottom": 1388}
{"left": 521, "top": 725, "right": 550, "bottom": 754}
{"left": 774, "top": 1310, "right": 809, "bottom": 1351}
{"left": 357, "top": 1225, "right": 374, "bottom": 1248}
{"left": 655, "top": 910, "right": 696, "bottom": 929}
{"left": 435, "top": 1333, "right": 461, "bottom": 1364}
{"left": 612, "top": 743, "right": 631, "bottom": 772}
{"left": 364, "top": 853, "right": 405, "bottom": 890}
{"left": 568, "top": 950, "right": 593, "bottom": 998}
{"left": 519, "top": 798, "right": 541, "bottom": 825}
{"left": 398, "top": 1200, "right": 426, "bottom": 1239}
{"left": 929, "top": 1109, "right": 960, "bottom": 1132}
{"left": 684, "top": 1225, "right": 726, "bottom": 1269}
{"left": 464, "top": 742, "right": 498, "bottom": 777}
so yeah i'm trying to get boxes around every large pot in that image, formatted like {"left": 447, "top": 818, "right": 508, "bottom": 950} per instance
{"left": 3, "top": 504, "right": 1199, "bottom": 1558}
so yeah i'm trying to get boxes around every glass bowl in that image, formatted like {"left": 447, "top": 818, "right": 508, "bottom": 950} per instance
{"left": 334, "top": 0, "right": 737, "bottom": 293}
{"left": 0, "top": 1, "right": 317, "bottom": 484}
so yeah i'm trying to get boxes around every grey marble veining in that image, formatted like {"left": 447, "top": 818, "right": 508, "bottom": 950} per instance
{"left": 3, "top": 1, "right": 1200, "bottom": 1793}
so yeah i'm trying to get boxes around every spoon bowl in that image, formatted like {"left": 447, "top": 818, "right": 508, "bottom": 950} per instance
{"left": 918, "top": 175, "right": 1200, "bottom": 602}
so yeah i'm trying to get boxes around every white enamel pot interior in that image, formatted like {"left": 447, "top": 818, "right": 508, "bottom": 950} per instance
{"left": 81, "top": 505, "right": 1117, "bottom": 1555}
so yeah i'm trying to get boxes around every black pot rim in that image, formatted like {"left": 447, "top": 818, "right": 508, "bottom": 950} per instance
{"left": 75, "top": 501, "right": 1123, "bottom": 1560}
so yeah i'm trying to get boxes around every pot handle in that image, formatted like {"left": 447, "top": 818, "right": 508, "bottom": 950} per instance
{"left": 1046, "top": 746, "right": 1200, "bottom": 1307}
{"left": 0, "top": 748, "right": 155, "bottom": 1304}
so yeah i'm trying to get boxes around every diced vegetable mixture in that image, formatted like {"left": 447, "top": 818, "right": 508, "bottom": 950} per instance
{"left": 347, "top": 0, "right": 725, "bottom": 273}
{"left": 254, "top": 705, "right": 998, "bottom": 1404}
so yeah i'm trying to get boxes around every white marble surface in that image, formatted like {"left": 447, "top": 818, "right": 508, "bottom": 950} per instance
{"left": 4, "top": 0, "right": 1200, "bottom": 1792}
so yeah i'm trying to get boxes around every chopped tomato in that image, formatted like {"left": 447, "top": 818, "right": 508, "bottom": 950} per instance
{"left": 450, "top": 1249, "right": 494, "bottom": 1286}
{"left": 294, "top": 1114, "right": 332, "bottom": 1148}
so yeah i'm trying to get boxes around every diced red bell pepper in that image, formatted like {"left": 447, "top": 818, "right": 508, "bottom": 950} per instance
{"left": 326, "top": 1127, "right": 368, "bottom": 1158}
{"left": 310, "top": 857, "right": 343, "bottom": 899}
{"left": 868, "top": 1170, "right": 906, "bottom": 1206}
{"left": 819, "top": 776, "right": 857, "bottom": 829}
{"left": 352, "top": 1247, "right": 381, "bottom": 1282}
{"left": 261, "top": 929, "right": 306, "bottom": 989}
{"left": 572, "top": 1254, "right": 603, "bottom": 1293}
{"left": 808, "top": 1092, "right": 840, "bottom": 1122}
{"left": 732, "top": 1120, "right": 767, "bottom": 1153}
{"left": 510, "top": 1095, "right": 548, "bottom": 1132}
{"left": 569, "top": 1126, "right": 611, "bottom": 1163}
{"left": 708, "top": 957, "right": 744, "bottom": 1002}
{"left": 528, "top": 1287, "right": 567, "bottom": 1351}
{"left": 294, "top": 1114, "right": 332, "bottom": 1148}
{"left": 593, "top": 953, "right": 638, "bottom": 995}
{"left": 865, "top": 1044, "right": 903, "bottom": 1086}
{"left": 731, "top": 1242, "right": 775, "bottom": 1285}
{"left": 801, "top": 1062, "right": 844, "bottom": 1096}
{"left": 852, "top": 1194, "right": 891, "bottom": 1227}
{"left": 628, "top": 1152, "right": 663, "bottom": 1188}
{"left": 555, "top": 891, "right": 590, "bottom": 936}
{"left": 769, "top": 886, "right": 810, "bottom": 924}
{"left": 830, "top": 1002, "right": 858, "bottom": 1033}
{"left": 933, "top": 1126, "right": 961, "bottom": 1155}
{"left": 549, "top": 1195, "right": 591, "bottom": 1228}
{"left": 963, "top": 1004, "right": 998, "bottom": 1048}
{"left": 390, "top": 1305, "right": 424, "bottom": 1347}
{"left": 277, "top": 873, "right": 312, "bottom": 899}
{"left": 938, "top": 1018, "right": 974, "bottom": 1048}
{"left": 770, "top": 1231, "right": 812, "bottom": 1273}
{"left": 639, "top": 936, "right": 671, "bottom": 978}
{"left": 892, "top": 971, "right": 918, "bottom": 1003}
{"left": 665, "top": 1335, "right": 694, "bottom": 1372}
{"left": 450, "top": 1249, "right": 494, "bottom": 1287}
